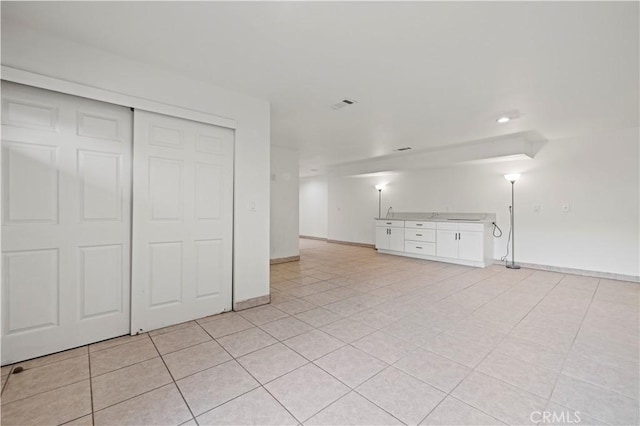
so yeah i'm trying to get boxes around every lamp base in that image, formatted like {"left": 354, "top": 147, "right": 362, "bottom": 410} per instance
{"left": 506, "top": 263, "right": 521, "bottom": 269}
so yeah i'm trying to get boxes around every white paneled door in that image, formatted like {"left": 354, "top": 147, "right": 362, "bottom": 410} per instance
{"left": 131, "top": 110, "right": 233, "bottom": 333}
{"left": 1, "top": 82, "right": 132, "bottom": 364}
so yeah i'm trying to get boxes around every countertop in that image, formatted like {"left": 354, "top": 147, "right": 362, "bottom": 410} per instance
{"left": 374, "top": 212, "right": 495, "bottom": 223}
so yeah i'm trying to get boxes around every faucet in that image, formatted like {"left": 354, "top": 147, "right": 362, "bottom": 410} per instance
{"left": 386, "top": 207, "right": 393, "bottom": 218}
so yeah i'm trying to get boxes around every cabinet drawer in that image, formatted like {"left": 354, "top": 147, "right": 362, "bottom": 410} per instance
{"left": 404, "top": 221, "right": 436, "bottom": 230}
{"left": 436, "top": 222, "right": 459, "bottom": 230}
{"left": 404, "top": 241, "right": 436, "bottom": 256}
{"left": 376, "top": 220, "right": 404, "bottom": 228}
{"left": 404, "top": 229, "right": 436, "bottom": 242}
{"left": 458, "top": 223, "right": 484, "bottom": 232}
{"left": 436, "top": 221, "right": 484, "bottom": 231}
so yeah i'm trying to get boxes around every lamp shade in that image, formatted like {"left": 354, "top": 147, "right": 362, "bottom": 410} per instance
{"left": 375, "top": 184, "right": 385, "bottom": 191}
{"left": 504, "top": 173, "right": 521, "bottom": 183}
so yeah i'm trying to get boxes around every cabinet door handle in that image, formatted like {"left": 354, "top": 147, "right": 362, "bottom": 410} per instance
{"left": 458, "top": 232, "right": 461, "bottom": 240}
{"left": 416, "top": 223, "right": 422, "bottom": 226}
{"left": 386, "top": 222, "right": 392, "bottom": 225}
{"left": 455, "top": 233, "right": 458, "bottom": 240}
{"left": 416, "top": 246, "right": 422, "bottom": 249}
{"left": 416, "top": 233, "right": 422, "bottom": 236}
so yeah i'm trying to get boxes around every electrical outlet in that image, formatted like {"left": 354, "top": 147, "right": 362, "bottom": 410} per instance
{"left": 533, "top": 204, "right": 541, "bottom": 213}
{"left": 561, "top": 203, "right": 570, "bottom": 212}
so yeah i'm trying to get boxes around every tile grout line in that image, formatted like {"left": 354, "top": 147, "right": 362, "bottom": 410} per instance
{"left": 88, "top": 343, "right": 175, "bottom": 416}
{"left": 412, "top": 272, "right": 565, "bottom": 425}
{"left": 305, "top": 388, "right": 406, "bottom": 425}
{"left": 90, "top": 381, "right": 177, "bottom": 417}
{"left": 295, "top": 261, "right": 502, "bottom": 424}
{"left": 202, "top": 296, "right": 409, "bottom": 424}
{"left": 148, "top": 327, "right": 216, "bottom": 356}
{"left": 556, "top": 367, "right": 639, "bottom": 401}
{"left": 347, "top": 365, "right": 416, "bottom": 425}
{"left": 88, "top": 334, "right": 151, "bottom": 355}
{"left": 321, "top": 268, "right": 513, "bottom": 366}
{"left": 278, "top": 345, "right": 382, "bottom": 424}
{"left": 0, "top": 376, "right": 89, "bottom": 407}
{"left": 4, "top": 347, "right": 95, "bottom": 413}
{"left": 88, "top": 349, "right": 96, "bottom": 425}
{"left": 148, "top": 336, "right": 199, "bottom": 426}
{"left": 6, "top": 349, "right": 88, "bottom": 373}
{"left": 194, "top": 320, "right": 302, "bottom": 425}
{"left": 259, "top": 383, "right": 306, "bottom": 425}
{"left": 542, "top": 278, "right": 615, "bottom": 425}
{"left": 236, "top": 305, "right": 291, "bottom": 328}
{"left": 91, "top": 354, "right": 162, "bottom": 380}
{"left": 157, "top": 335, "right": 280, "bottom": 384}
{"left": 213, "top": 305, "right": 374, "bottom": 363}
{"left": 0, "top": 366, "right": 13, "bottom": 395}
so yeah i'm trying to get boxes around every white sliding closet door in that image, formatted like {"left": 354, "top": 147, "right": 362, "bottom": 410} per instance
{"left": 1, "top": 82, "right": 132, "bottom": 364}
{"left": 131, "top": 110, "right": 233, "bottom": 333}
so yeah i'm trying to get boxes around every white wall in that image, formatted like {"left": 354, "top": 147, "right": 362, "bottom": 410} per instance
{"left": 299, "top": 175, "right": 328, "bottom": 239}
{"left": 2, "top": 22, "right": 272, "bottom": 305}
{"left": 270, "top": 146, "right": 300, "bottom": 259}
{"left": 322, "top": 126, "right": 640, "bottom": 278}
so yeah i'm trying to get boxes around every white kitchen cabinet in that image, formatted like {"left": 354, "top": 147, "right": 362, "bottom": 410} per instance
{"left": 375, "top": 220, "right": 405, "bottom": 251}
{"left": 389, "top": 229, "right": 405, "bottom": 251}
{"left": 435, "top": 229, "right": 458, "bottom": 258}
{"left": 458, "top": 231, "right": 484, "bottom": 261}
{"left": 375, "top": 226, "right": 390, "bottom": 249}
{"left": 436, "top": 222, "right": 484, "bottom": 262}
{"left": 375, "top": 217, "right": 492, "bottom": 268}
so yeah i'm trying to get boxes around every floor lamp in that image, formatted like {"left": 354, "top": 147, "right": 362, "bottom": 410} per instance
{"left": 375, "top": 184, "right": 384, "bottom": 218}
{"left": 504, "top": 173, "right": 521, "bottom": 269}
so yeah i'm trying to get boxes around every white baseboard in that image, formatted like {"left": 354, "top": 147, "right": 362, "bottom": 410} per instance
{"left": 493, "top": 259, "right": 639, "bottom": 283}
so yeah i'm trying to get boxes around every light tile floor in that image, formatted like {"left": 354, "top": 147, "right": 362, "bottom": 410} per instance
{"left": 1, "top": 239, "right": 638, "bottom": 425}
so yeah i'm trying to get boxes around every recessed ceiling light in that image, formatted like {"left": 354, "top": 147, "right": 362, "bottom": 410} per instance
{"left": 310, "top": 168, "right": 318, "bottom": 172}
{"left": 331, "top": 98, "right": 358, "bottom": 110}
{"left": 496, "top": 111, "right": 521, "bottom": 123}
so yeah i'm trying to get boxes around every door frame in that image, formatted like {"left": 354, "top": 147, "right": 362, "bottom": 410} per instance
{"left": 1, "top": 67, "right": 239, "bottom": 339}
{"left": 2, "top": 67, "right": 236, "bottom": 130}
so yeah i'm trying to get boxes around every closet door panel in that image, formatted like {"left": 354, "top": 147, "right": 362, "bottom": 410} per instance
{"left": 131, "top": 110, "right": 233, "bottom": 333}
{"left": 1, "top": 81, "right": 132, "bottom": 365}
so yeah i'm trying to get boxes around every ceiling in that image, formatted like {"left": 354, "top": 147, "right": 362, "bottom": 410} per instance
{"left": 2, "top": 2, "right": 638, "bottom": 176}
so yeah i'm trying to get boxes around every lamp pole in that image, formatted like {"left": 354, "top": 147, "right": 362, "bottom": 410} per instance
{"left": 375, "top": 184, "right": 384, "bottom": 217}
{"left": 504, "top": 173, "right": 521, "bottom": 269}
{"left": 507, "top": 180, "right": 520, "bottom": 269}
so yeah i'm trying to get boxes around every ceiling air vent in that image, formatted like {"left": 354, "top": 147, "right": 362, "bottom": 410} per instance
{"left": 331, "top": 98, "right": 357, "bottom": 110}
{"left": 394, "top": 147, "right": 412, "bottom": 152}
